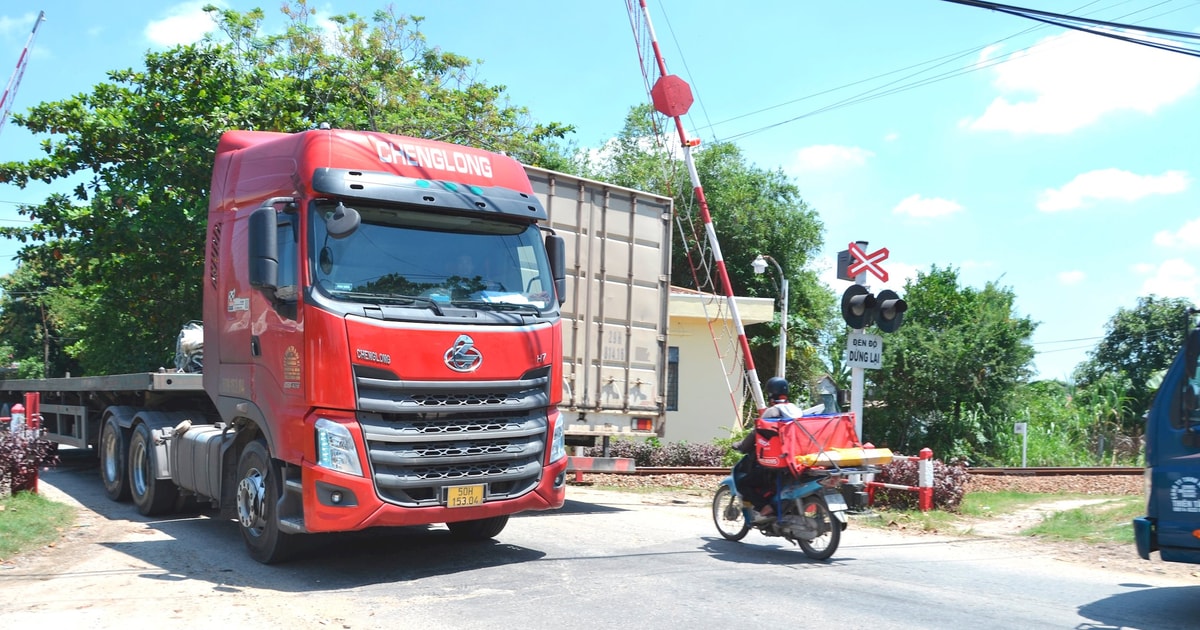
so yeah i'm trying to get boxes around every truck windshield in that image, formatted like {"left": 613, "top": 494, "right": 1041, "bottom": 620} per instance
{"left": 308, "top": 201, "right": 557, "bottom": 314}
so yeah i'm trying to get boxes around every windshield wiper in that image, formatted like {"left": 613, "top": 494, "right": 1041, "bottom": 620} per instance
{"left": 334, "top": 291, "right": 444, "bottom": 315}
{"left": 450, "top": 299, "right": 541, "bottom": 315}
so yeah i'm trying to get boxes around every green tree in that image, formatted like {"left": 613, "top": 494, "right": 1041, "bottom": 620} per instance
{"left": 1073, "top": 295, "right": 1193, "bottom": 428}
{"left": 582, "top": 105, "right": 834, "bottom": 391}
{"left": 0, "top": 259, "right": 80, "bottom": 379}
{"left": 864, "top": 265, "right": 1037, "bottom": 461}
{"left": 0, "top": 2, "right": 572, "bottom": 375}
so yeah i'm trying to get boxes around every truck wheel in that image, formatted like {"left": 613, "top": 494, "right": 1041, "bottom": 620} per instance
{"left": 236, "top": 440, "right": 297, "bottom": 564}
{"left": 447, "top": 515, "right": 509, "bottom": 540}
{"left": 129, "top": 422, "right": 178, "bottom": 516}
{"left": 100, "top": 416, "right": 130, "bottom": 501}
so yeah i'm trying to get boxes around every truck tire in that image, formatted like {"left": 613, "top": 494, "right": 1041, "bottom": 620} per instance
{"left": 129, "top": 422, "right": 179, "bottom": 516}
{"left": 100, "top": 416, "right": 130, "bottom": 502}
{"left": 447, "top": 515, "right": 509, "bottom": 540}
{"left": 236, "top": 440, "right": 297, "bottom": 564}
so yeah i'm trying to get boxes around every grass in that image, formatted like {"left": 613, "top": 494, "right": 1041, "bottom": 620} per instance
{"left": 0, "top": 490, "right": 75, "bottom": 561}
{"left": 1022, "top": 495, "right": 1143, "bottom": 544}
{"left": 960, "top": 490, "right": 1045, "bottom": 517}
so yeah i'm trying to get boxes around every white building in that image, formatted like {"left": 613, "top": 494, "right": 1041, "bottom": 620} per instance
{"left": 662, "top": 287, "right": 774, "bottom": 444}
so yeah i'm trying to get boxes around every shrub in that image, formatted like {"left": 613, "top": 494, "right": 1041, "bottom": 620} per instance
{"left": 0, "top": 429, "right": 59, "bottom": 496}
{"left": 583, "top": 438, "right": 727, "bottom": 467}
{"left": 871, "top": 457, "right": 970, "bottom": 512}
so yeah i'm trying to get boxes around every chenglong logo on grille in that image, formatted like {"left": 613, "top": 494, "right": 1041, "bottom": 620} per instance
{"left": 444, "top": 334, "right": 483, "bottom": 372}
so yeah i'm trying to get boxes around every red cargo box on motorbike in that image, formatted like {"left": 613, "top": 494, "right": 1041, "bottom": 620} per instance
{"left": 754, "top": 413, "right": 860, "bottom": 474}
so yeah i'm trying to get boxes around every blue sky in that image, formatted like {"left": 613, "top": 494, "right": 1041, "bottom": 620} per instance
{"left": 2, "top": 1, "right": 1199, "bottom": 381}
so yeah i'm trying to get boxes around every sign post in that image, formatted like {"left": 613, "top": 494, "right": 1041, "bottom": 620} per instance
{"left": 848, "top": 241, "right": 869, "bottom": 441}
{"left": 1014, "top": 422, "right": 1028, "bottom": 467}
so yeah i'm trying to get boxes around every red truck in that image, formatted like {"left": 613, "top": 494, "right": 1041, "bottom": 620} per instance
{"left": 0, "top": 127, "right": 577, "bottom": 562}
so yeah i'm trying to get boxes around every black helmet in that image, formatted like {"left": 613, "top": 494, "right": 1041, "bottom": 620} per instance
{"left": 765, "top": 377, "right": 790, "bottom": 404}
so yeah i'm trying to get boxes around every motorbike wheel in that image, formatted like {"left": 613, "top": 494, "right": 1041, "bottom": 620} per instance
{"left": 712, "top": 485, "right": 751, "bottom": 541}
{"left": 796, "top": 495, "right": 841, "bottom": 561}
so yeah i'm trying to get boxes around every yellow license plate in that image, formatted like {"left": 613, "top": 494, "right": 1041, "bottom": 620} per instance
{"left": 446, "top": 484, "right": 485, "bottom": 508}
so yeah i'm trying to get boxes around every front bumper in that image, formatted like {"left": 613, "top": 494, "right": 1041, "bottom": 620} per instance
{"left": 298, "top": 455, "right": 568, "bottom": 532}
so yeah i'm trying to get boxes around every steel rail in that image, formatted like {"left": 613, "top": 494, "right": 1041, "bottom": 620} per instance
{"left": 623, "top": 466, "right": 1143, "bottom": 476}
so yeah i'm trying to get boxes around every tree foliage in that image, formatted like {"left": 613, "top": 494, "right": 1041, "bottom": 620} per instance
{"left": 580, "top": 105, "right": 834, "bottom": 391}
{"left": 0, "top": 2, "right": 572, "bottom": 375}
{"left": 1073, "top": 295, "right": 1192, "bottom": 428}
{"left": 863, "top": 266, "right": 1037, "bottom": 461}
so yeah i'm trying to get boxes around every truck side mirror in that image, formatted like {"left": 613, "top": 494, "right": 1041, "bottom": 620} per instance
{"left": 545, "top": 234, "right": 567, "bottom": 306}
{"left": 248, "top": 205, "right": 279, "bottom": 290}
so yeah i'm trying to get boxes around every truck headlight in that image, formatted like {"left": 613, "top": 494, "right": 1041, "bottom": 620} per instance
{"left": 316, "top": 418, "right": 363, "bottom": 476}
{"left": 549, "top": 418, "right": 566, "bottom": 464}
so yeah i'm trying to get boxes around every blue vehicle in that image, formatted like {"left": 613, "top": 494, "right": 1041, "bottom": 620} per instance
{"left": 1135, "top": 327, "right": 1200, "bottom": 564}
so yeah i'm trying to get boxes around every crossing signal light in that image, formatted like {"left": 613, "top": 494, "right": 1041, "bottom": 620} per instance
{"left": 875, "top": 289, "right": 908, "bottom": 333}
{"left": 840, "top": 285, "right": 907, "bottom": 332}
{"left": 841, "top": 285, "right": 876, "bottom": 329}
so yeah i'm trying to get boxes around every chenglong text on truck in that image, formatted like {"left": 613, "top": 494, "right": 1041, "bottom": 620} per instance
{"left": 1136, "top": 320, "right": 1200, "bottom": 565}
{"left": 0, "top": 127, "right": 588, "bottom": 563}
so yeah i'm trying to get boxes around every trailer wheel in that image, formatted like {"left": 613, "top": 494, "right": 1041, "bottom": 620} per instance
{"left": 446, "top": 515, "right": 509, "bottom": 540}
{"left": 236, "top": 440, "right": 297, "bottom": 564}
{"left": 100, "top": 416, "right": 130, "bottom": 502}
{"left": 129, "top": 423, "right": 178, "bottom": 516}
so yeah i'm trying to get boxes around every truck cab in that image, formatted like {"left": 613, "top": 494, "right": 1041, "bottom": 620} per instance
{"left": 200, "top": 128, "right": 569, "bottom": 561}
{"left": 1136, "top": 326, "right": 1200, "bottom": 564}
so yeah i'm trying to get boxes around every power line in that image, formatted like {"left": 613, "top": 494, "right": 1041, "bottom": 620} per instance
{"left": 709, "top": 0, "right": 1200, "bottom": 142}
{"left": 1033, "top": 335, "right": 1105, "bottom": 345}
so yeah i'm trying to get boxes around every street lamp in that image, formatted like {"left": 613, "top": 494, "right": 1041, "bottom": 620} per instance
{"left": 752, "top": 254, "right": 787, "bottom": 379}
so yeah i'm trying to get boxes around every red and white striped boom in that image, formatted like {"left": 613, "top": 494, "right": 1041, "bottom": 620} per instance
{"left": 630, "top": 0, "right": 766, "bottom": 414}
{"left": 0, "top": 11, "right": 46, "bottom": 138}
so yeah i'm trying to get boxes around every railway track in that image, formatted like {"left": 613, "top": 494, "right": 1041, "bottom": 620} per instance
{"left": 628, "top": 466, "right": 1143, "bottom": 476}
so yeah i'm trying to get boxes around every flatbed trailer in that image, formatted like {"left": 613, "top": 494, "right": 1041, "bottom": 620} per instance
{"left": 0, "top": 372, "right": 207, "bottom": 448}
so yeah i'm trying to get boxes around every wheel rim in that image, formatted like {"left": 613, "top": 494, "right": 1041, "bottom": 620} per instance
{"left": 102, "top": 426, "right": 120, "bottom": 484}
{"left": 237, "top": 467, "right": 267, "bottom": 535}
{"left": 713, "top": 486, "right": 748, "bottom": 538}
{"left": 130, "top": 437, "right": 150, "bottom": 497}
{"left": 799, "top": 499, "right": 832, "bottom": 553}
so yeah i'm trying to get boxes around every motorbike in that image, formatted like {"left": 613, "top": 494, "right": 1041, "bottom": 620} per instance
{"left": 712, "top": 465, "right": 850, "bottom": 560}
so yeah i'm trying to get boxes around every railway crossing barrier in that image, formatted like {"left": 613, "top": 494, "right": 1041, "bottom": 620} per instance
{"left": 864, "top": 447, "right": 934, "bottom": 511}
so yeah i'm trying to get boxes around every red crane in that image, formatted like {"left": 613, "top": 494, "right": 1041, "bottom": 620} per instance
{"left": 0, "top": 10, "right": 46, "bottom": 138}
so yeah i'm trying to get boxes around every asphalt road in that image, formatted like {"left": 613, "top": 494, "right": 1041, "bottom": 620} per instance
{"left": 1, "top": 452, "right": 1196, "bottom": 629}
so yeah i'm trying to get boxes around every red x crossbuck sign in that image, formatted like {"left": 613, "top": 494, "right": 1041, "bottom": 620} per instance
{"left": 847, "top": 242, "right": 889, "bottom": 282}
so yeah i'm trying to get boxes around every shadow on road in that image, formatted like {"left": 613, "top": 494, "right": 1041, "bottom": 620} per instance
{"left": 1076, "top": 584, "right": 1200, "bottom": 630}
{"left": 38, "top": 449, "right": 581, "bottom": 591}
{"left": 698, "top": 536, "right": 855, "bottom": 567}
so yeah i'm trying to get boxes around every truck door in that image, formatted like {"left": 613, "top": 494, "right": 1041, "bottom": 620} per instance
{"left": 252, "top": 211, "right": 303, "bottom": 397}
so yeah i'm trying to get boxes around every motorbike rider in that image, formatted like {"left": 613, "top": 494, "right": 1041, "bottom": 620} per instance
{"left": 735, "top": 376, "right": 806, "bottom": 523}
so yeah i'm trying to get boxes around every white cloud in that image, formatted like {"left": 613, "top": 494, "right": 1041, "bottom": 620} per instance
{"left": 1138, "top": 258, "right": 1200, "bottom": 300}
{"left": 145, "top": 1, "right": 221, "bottom": 47}
{"left": 1132, "top": 262, "right": 1156, "bottom": 275}
{"left": 1057, "top": 270, "right": 1085, "bottom": 285}
{"left": 0, "top": 13, "right": 39, "bottom": 39}
{"left": 791, "top": 145, "right": 873, "bottom": 171}
{"left": 966, "top": 30, "right": 1200, "bottom": 134}
{"left": 893, "top": 194, "right": 963, "bottom": 218}
{"left": 1037, "top": 169, "right": 1190, "bottom": 212}
{"left": 976, "top": 43, "right": 1003, "bottom": 67}
{"left": 1154, "top": 217, "right": 1200, "bottom": 249}
{"left": 883, "top": 132, "right": 899, "bottom": 142}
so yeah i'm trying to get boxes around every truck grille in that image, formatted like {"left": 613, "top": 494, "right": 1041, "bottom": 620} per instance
{"left": 355, "top": 367, "right": 551, "bottom": 507}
